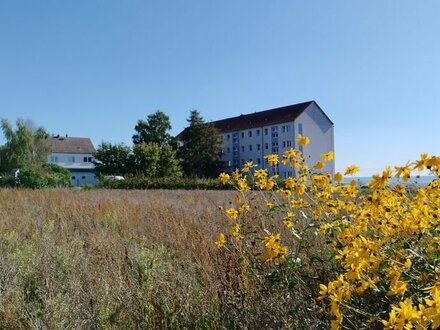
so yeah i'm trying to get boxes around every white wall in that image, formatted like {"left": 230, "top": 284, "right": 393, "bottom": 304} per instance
{"left": 48, "top": 153, "right": 95, "bottom": 167}
{"left": 70, "top": 171, "right": 97, "bottom": 186}
{"left": 219, "top": 103, "right": 334, "bottom": 177}
{"left": 295, "top": 103, "right": 335, "bottom": 174}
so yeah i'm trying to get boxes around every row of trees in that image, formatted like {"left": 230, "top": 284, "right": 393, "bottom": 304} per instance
{"left": 94, "top": 110, "right": 224, "bottom": 178}
{"left": 0, "top": 109, "right": 224, "bottom": 183}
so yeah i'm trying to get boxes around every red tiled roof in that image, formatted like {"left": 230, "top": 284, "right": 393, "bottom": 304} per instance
{"left": 212, "top": 101, "right": 316, "bottom": 133}
{"left": 47, "top": 136, "right": 96, "bottom": 154}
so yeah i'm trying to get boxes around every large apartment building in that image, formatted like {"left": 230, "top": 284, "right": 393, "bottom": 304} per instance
{"left": 212, "top": 101, "right": 334, "bottom": 177}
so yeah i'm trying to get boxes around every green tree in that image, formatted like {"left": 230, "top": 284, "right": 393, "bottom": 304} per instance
{"left": 158, "top": 144, "right": 182, "bottom": 178}
{"left": 0, "top": 118, "right": 50, "bottom": 172}
{"left": 132, "top": 110, "right": 172, "bottom": 146}
{"left": 131, "top": 143, "right": 161, "bottom": 177}
{"left": 178, "top": 110, "right": 223, "bottom": 178}
{"left": 93, "top": 142, "right": 131, "bottom": 176}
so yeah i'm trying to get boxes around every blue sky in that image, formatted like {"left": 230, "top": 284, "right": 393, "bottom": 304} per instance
{"left": 1, "top": 1, "right": 439, "bottom": 175}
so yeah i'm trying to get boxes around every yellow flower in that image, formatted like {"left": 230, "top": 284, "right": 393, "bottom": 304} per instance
{"left": 321, "top": 151, "right": 334, "bottom": 161}
{"left": 237, "top": 178, "right": 250, "bottom": 191}
{"left": 242, "top": 161, "right": 255, "bottom": 173}
{"left": 254, "top": 169, "right": 268, "bottom": 179}
{"left": 314, "top": 161, "right": 326, "bottom": 170}
{"left": 215, "top": 233, "right": 226, "bottom": 248}
{"left": 368, "top": 166, "right": 392, "bottom": 190}
{"left": 262, "top": 233, "right": 288, "bottom": 263}
{"left": 394, "top": 163, "right": 411, "bottom": 182}
{"left": 344, "top": 165, "right": 360, "bottom": 176}
{"left": 229, "top": 223, "right": 242, "bottom": 240}
{"left": 284, "top": 177, "right": 295, "bottom": 189}
{"left": 277, "top": 189, "right": 292, "bottom": 198}
{"left": 333, "top": 172, "right": 343, "bottom": 183}
{"left": 265, "top": 154, "right": 279, "bottom": 166}
{"left": 295, "top": 183, "right": 306, "bottom": 196}
{"left": 297, "top": 134, "right": 310, "bottom": 146}
{"left": 218, "top": 172, "right": 230, "bottom": 185}
{"left": 283, "top": 219, "right": 293, "bottom": 228}
{"left": 413, "top": 153, "right": 429, "bottom": 171}
{"left": 225, "top": 208, "right": 238, "bottom": 220}
{"left": 238, "top": 203, "right": 250, "bottom": 212}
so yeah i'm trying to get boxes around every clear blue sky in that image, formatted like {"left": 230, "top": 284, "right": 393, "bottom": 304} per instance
{"left": 1, "top": 1, "right": 439, "bottom": 175}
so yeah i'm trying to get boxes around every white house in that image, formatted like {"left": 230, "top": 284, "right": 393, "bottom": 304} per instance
{"left": 212, "top": 101, "right": 334, "bottom": 177}
{"left": 47, "top": 135, "right": 97, "bottom": 186}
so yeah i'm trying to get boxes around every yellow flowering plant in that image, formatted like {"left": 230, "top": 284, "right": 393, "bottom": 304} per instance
{"left": 216, "top": 137, "right": 440, "bottom": 329}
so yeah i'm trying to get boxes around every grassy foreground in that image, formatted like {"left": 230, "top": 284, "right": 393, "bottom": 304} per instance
{"left": 0, "top": 189, "right": 328, "bottom": 329}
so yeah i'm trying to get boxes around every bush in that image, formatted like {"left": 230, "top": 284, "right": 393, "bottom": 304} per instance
{"left": 215, "top": 138, "right": 440, "bottom": 329}
{"left": 17, "top": 164, "right": 72, "bottom": 188}
{"left": 98, "top": 175, "right": 231, "bottom": 190}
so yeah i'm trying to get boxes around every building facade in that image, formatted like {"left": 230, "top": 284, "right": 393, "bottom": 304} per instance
{"left": 213, "top": 101, "right": 334, "bottom": 177}
{"left": 47, "top": 136, "right": 97, "bottom": 186}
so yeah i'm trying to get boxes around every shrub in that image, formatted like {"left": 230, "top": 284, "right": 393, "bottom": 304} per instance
{"left": 216, "top": 136, "right": 440, "bottom": 329}
{"left": 17, "top": 164, "right": 72, "bottom": 188}
{"left": 99, "top": 175, "right": 230, "bottom": 190}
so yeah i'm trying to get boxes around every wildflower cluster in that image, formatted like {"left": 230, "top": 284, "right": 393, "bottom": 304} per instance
{"left": 216, "top": 134, "right": 440, "bottom": 329}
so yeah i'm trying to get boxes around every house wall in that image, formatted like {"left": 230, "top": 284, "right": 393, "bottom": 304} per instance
{"left": 48, "top": 153, "right": 95, "bottom": 166}
{"left": 220, "top": 103, "right": 334, "bottom": 177}
{"left": 295, "top": 103, "right": 335, "bottom": 174}
{"left": 69, "top": 171, "right": 97, "bottom": 186}
{"left": 48, "top": 152, "right": 97, "bottom": 186}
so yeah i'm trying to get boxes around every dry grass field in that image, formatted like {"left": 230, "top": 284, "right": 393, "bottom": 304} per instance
{"left": 0, "top": 189, "right": 326, "bottom": 330}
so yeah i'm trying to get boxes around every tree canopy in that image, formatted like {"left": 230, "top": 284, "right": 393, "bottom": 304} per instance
{"left": 132, "top": 110, "right": 172, "bottom": 146}
{"left": 0, "top": 118, "right": 50, "bottom": 172}
{"left": 93, "top": 142, "right": 132, "bottom": 176}
{"left": 94, "top": 142, "right": 181, "bottom": 178}
{"left": 178, "top": 110, "right": 223, "bottom": 178}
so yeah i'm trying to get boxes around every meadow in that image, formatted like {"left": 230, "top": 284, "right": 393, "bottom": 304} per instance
{"left": 0, "top": 188, "right": 327, "bottom": 329}
{"left": 0, "top": 146, "right": 439, "bottom": 330}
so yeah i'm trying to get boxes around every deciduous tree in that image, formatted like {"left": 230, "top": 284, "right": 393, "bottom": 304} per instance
{"left": 93, "top": 142, "right": 131, "bottom": 176}
{"left": 132, "top": 110, "right": 172, "bottom": 146}
{"left": 0, "top": 118, "right": 50, "bottom": 172}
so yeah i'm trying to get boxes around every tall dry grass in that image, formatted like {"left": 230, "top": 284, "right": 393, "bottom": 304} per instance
{"left": 0, "top": 189, "right": 329, "bottom": 329}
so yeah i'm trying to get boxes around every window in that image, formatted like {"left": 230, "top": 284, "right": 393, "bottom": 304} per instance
{"left": 271, "top": 126, "right": 278, "bottom": 132}
{"left": 256, "top": 158, "right": 261, "bottom": 165}
{"left": 272, "top": 147, "right": 279, "bottom": 153}
{"left": 84, "top": 157, "right": 88, "bottom": 162}
{"left": 272, "top": 132, "right": 278, "bottom": 138}
{"left": 256, "top": 129, "right": 260, "bottom": 136}
{"left": 282, "top": 141, "right": 286, "bottom": 148}
{"left": 227, "top": 134, "right": 230, "bottom": 140}
{"left": 68, "top": 156, "right": 75, "bottom": 162}
{"left": 282, "top": 125, "right": 290, "bottom": 133}
{"left": 82, "top": 176, "right": 86, "bottom": 179}
{"left": 286, "top": 141, "right": 292, "bottom": 147}
{"left": 241, "top": 159, "right": 245, "bottom": 166}
{"left": 264, "top": 128, "right": 268, "bottom": 135}
{"left": 249, "top": 145, "right": 252, "bottom": 151}
{"left": 50, "top": 156, "right": 58, "bottom": 162}
{"left": 72, "top": 176, "right": 76, "bottom": 180}
{"left": 257, "top": 144, "right": 261, "bottom": 150}
{"left": 241, "top": 132, "right": 244, "bottom": 138}
{"left": 241, "top": 146, "right": 245, "bottom": 152}
{"left": 265, "top": 143, "right": 268, "bottom": 150}
{"left": 248, "top": 131, "right": 252, "bottom": 137}
{"left": 227, "top": 147, "right": 230, "bottom": 153}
